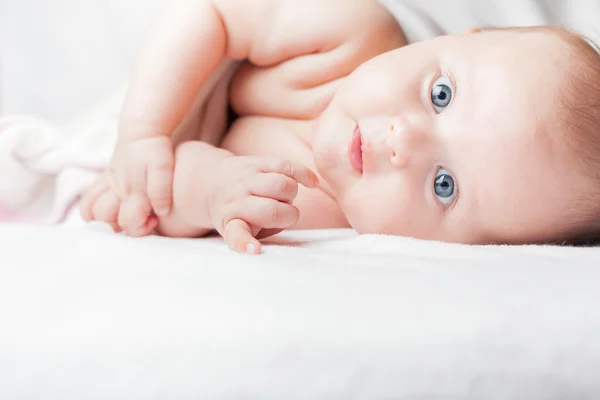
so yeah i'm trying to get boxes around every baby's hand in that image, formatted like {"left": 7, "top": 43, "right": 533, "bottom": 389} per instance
{"left": 209, "top": 156, "right": 319, "bottom": 254}
{"left": 80, "top": 136, "right": 174, "bottom": 236}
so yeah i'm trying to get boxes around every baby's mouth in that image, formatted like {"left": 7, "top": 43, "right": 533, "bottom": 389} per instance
{"left": 348, "top": 124, "right": 363, "bottom": 174}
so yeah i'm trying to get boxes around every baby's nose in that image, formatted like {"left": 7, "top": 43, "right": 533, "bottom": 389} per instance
{"left": 387, "top": 115, "right": 431, "bottom": 169}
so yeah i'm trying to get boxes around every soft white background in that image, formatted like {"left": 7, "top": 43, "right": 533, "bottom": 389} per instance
{"left": 0, "top": 0, "right": 164, "bottom": 123}
{"left": 4, "top": 0, "right": 598, "bottom": 124}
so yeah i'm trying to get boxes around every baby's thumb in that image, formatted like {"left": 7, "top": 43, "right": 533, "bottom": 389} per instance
{"left": 147, "top": 162, "right": 174, "bottom": 217}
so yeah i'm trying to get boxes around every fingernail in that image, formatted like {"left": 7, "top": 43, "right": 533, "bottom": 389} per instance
{"left": 246, "top": 242, "right": 257, "bottom": 254}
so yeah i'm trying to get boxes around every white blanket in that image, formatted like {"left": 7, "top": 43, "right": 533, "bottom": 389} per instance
{"left": 1, "top": 217, "right": 600, "bottom": 399}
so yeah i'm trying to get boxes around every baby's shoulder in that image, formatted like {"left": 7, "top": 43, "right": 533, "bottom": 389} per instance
{"left": 225, "top": 0, "right": 406, "bottom": 120}
{"left": 216, "top": 0, "right": 405, "bottom": 65}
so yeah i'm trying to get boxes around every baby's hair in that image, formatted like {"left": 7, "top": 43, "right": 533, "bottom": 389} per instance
{"left": 548, "top": 27, "right": 600, "bottom": 246}
{"left": 477, "top": 26, "right": 600, "bottom": 246}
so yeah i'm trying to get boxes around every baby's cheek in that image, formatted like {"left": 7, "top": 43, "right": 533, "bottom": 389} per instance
{"left": 341, "top": 182, "right": 393, "bottom": 232}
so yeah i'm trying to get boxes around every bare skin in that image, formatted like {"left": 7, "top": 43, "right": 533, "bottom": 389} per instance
{"left": 151, "top": 29, "right": 589, "bottom": 252}
{"left": 80, "top": 0, "right": 406, "bottom": 242}
{"left": 82, "top": 1, "right": 590, "bottom": 253}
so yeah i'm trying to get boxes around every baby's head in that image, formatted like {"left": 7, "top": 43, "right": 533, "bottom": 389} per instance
{"left": 311, "top": 26, "right": 600, "bottom": 245}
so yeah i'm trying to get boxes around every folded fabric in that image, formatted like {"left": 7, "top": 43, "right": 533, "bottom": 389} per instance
{"left": 0, "top": 91, "right": 121, "bottom": 223}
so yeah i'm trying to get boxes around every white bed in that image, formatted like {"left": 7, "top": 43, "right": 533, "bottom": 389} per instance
{"left": 2, "top": 0, "right": 600, "bottom": 397}
{"left": 1, "top": 218, "right": 600, "bottom": 398}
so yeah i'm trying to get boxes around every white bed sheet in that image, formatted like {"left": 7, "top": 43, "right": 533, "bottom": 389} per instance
{"left": 1, "top": 216, "right": 600, "bottom": 399}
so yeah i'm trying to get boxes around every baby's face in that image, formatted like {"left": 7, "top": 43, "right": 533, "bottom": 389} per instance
{"left": 312, "top": 29, "right": 584, "bottom": 244}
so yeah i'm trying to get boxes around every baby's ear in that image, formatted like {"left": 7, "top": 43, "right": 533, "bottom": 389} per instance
{"left": 464, "top": 27, "right": 481, "bottom": 34}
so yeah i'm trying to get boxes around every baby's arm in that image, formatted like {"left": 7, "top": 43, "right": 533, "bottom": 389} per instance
{"left": 81, "top": 0, "right": 231, "bottom": 235}
{"left": 121, "top": 1, "right": 226, "bottom": 143}
{"left": 83, "top": 0, "right": 295, "bottom": 236}
{"left": 82, "top": 0, "right": 404, "bottom": 237}
{"left": 152, "top": 142, "right": 231, "bottom": 240}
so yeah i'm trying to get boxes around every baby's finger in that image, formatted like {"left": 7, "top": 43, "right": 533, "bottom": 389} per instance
{"left": 118, "top": 194, "right": 155, "bottom": 237}
{"left": 223, "top": 218, "right": 262, "bottom": 254}
{"left": 80, "top": 177, "right": 109, "bottom": 222}
{"left": 147, "top": 157, "right": 174, "bottom": 217}
{"left": 222, "top": 197, "right": 300, "bottom": 230}
{"left": 259, "top": 158, "right": 319, "bottom": 189}
{"left": 92, "top": 189, "right": 120, "bottom": 225}
{"left": 247, "top": 173, "right": 298, "bottom": 203}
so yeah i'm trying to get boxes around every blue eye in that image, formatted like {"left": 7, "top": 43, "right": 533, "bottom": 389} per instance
{"left": 431, "top": 76, "right": 453, "bottom": 113}
{"left": 434, "top": 167, "right": 456, "bottom": 206}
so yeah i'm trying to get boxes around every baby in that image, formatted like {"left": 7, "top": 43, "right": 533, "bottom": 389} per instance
{"left": 80, "top": 0, "right": 600, "bottom": 253}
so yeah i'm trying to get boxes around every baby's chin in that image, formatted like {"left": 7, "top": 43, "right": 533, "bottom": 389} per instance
{"left": 310, "top": 120, "right": 346, "bottom": 179}
{"left": 311, "top": 148, "right": 347, "bottom": 200}
{"left": 341, "top": 206, "right": 395, "bottom": 235}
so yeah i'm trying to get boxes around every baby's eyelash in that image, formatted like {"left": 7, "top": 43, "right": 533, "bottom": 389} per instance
{"left": 435, "top": 70, "right": 457, "bottom": 96}
{"left": 446, "top": 72, "right": 457, "bottom": 99}
{"left": 445, "top": 69, "right": 456, "bottom": 86}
